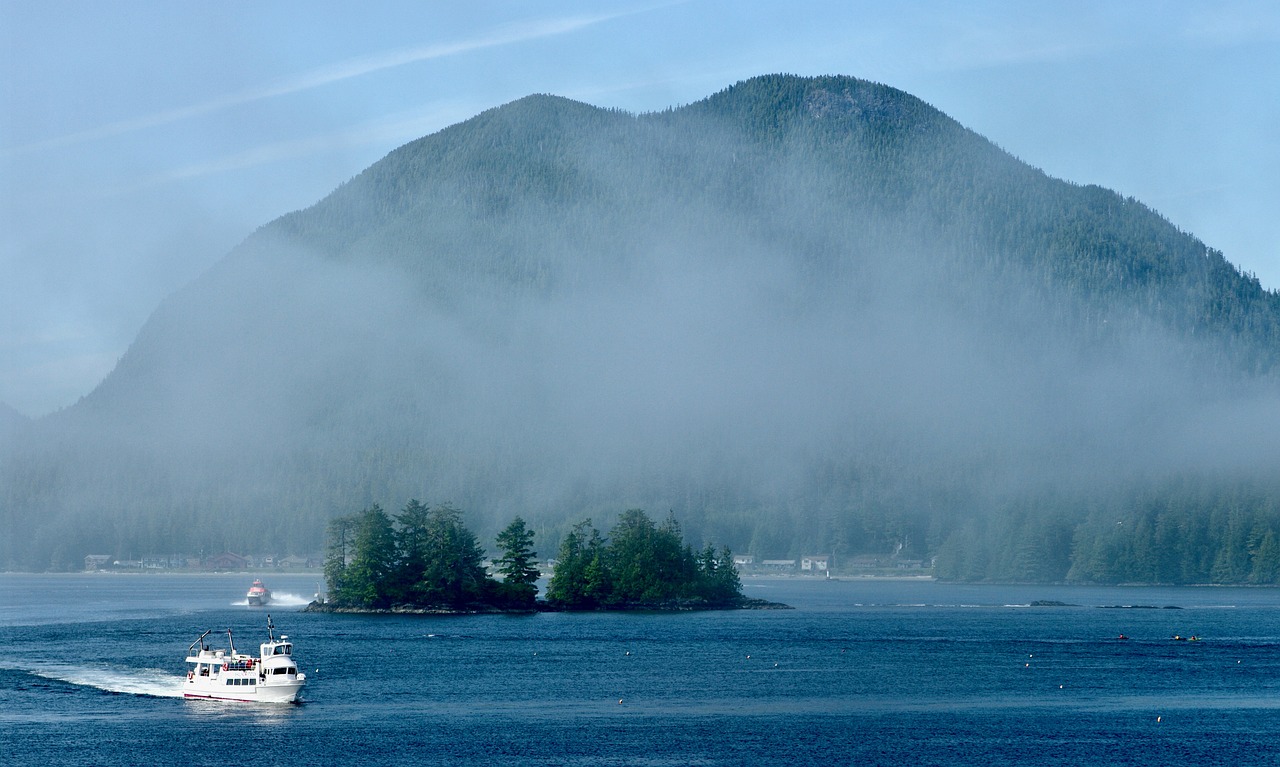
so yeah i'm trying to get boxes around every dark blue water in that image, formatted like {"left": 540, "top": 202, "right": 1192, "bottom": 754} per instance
{"left": 3, "top": 575, "right": 1280, "bottom": 766}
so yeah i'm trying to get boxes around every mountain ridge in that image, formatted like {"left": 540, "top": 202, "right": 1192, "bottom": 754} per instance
{"left": 4, "top": 74, "right": 1280, "bottom": 582}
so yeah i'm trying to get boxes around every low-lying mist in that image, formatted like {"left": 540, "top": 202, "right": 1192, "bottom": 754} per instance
{"left": 6, "top": 76, "right": 1280, "bottom": 576}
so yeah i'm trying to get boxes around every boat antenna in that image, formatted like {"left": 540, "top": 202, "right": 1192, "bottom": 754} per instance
{"left": 227, "top": 628, "right": 237, "bottom": 656}
{"left": 267, "top": 613, "right": 276, "bottom": 642}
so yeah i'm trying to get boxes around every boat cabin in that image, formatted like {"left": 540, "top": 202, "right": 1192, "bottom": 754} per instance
{"left": 182, "top": 619, "right": 305, "bottom": 702}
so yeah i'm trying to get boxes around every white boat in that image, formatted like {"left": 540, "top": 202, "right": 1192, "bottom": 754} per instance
{"left": 182, "top": 615, "right": 306, "bottom": 702}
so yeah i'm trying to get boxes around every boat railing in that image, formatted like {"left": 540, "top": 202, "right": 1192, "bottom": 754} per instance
{"left": 223, "top": 658, "right": 256, "bottom": 671}
{"left": 188, "top": 629, "right": 213, "bottom": 653}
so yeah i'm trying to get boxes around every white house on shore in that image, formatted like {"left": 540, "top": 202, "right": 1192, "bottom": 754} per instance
{"left": 801, "top": 555, "right": 830, "bottom": 572}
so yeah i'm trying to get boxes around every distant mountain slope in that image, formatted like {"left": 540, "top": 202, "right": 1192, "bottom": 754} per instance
{"left": 0, "top": 402, "right": 29, "bottom": 445}
{"left": 5, "top": 74, "right": 1280, "bottom": 581}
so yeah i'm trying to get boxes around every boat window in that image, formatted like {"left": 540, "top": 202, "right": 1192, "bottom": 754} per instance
{"left": 249, "top": 678, "right": 256, "bottom": 685}
{"left": 283, "top": 645, "right": 291, "bottom": 655}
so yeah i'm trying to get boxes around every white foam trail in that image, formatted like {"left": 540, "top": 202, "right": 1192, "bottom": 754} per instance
{"left": 232, "top": 592, "right": 313, "bottom": 608}
{"left": 23, "top": 663, "right": 185, "bottom": 698}
{"left": 268, "top": 592, "right": 313, "bottom": 606}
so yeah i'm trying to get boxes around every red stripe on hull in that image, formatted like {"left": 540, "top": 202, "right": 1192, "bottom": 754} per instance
{"left": 183, "top": 693, "right": 257, "bottom": 703}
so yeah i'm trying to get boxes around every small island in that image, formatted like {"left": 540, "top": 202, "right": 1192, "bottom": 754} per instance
{"left": 306, "top": 502, "right": 788, "bottom": 614}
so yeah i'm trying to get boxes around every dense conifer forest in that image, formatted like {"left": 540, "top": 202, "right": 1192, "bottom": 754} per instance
{"left": 314, "top": 504, "right": 743, "bottom": 611}
{"left": 320, "top": 502, "right": 539, "bottom": 610}
{"left": 544, "top": 510, "right": 743, "bottom": 609}
{"left": 4, "top": 74, "right": 1280, "bottom": 583}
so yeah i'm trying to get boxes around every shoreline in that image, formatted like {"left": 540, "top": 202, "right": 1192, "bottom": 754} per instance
{"left": 303, "top": 596, "right": 792, "bottom": 615}
{"left": 11, "top": 571, "right": 1280, "bottom": 589}
{"left": 0, "top": 569, "right": 324, "bottom": 576}
{"left": 743, "top": 573, "right": 935, "bottom": 582}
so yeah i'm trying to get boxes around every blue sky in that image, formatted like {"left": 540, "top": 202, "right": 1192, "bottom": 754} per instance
{"left": 2, "top": 0, "right": 1277, "bottom": 417}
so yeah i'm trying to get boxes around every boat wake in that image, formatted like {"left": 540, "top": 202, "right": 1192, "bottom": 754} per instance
{"left": 11, "top": 662, "right": 186, "bottom": 698}
{"left": 231, "top": 592, "right": 313, "bottom": 607}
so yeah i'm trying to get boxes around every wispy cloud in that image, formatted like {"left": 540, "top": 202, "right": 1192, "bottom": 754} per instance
{"left": 135, "top": 63, "right": 725, "bottom": 190}
{"left": 116, "top": 102, "right": 480, "bottom": 191}
{"left": 6, "top": 8, "right": 649, "bottom": 158}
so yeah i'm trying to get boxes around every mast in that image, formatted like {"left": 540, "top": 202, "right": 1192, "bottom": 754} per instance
{"left": 188, "top": 629, "right": 212, "bottom": 653}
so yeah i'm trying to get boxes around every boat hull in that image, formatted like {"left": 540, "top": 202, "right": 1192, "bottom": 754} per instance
{"left": 183, "top": 683, "right": 303, "bottom": 703}
{"left": 183, "top": 673, "right": 304, "bottom": 703}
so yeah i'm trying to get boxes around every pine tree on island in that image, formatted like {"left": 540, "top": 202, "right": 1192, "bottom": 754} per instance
{"left": 493, "top": 516, "right": 540, "bottom": 608}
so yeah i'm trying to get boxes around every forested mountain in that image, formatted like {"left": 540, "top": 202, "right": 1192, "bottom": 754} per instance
{"left": 0, "top": 403, "right": 28, "bottom": 449}
{"left": 5, "top": 74, "right": 1280, "bottom": 581}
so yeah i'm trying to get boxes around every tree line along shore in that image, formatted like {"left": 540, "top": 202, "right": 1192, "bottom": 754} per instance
{"left": 308, "top": 502, "right": 788, "bottom": 614}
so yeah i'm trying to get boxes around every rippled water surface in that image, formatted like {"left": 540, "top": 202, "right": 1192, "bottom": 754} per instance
{"left": 3, "top": 574, "right": 1280, "bottom": 766}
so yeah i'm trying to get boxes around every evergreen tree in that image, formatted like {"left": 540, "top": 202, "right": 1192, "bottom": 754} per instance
{"left": 410, "top": 503, "right": 490, "bottom": 607}
{"left": 494, "top": 516, "right": 540, "bottom": 607}
{"left": 546, "top": 519, "right": 610, "bottom": 608}
{"left": 695, "top": 544, "right": 742, "bottom": 602}
{"left": 323, "top": 513, "right": 357, "bottom": 604}
{"left": 393, "top": 499, "right": 434, "bottom": 603}
{"left": 1249, "top": 528, "right": 1280, "bottom": 584}
{"left": 343, "top": 505, "right": 398, "bottom": 608}
{"left": 608, "top": 509, "right": 690, "bottom": 603}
